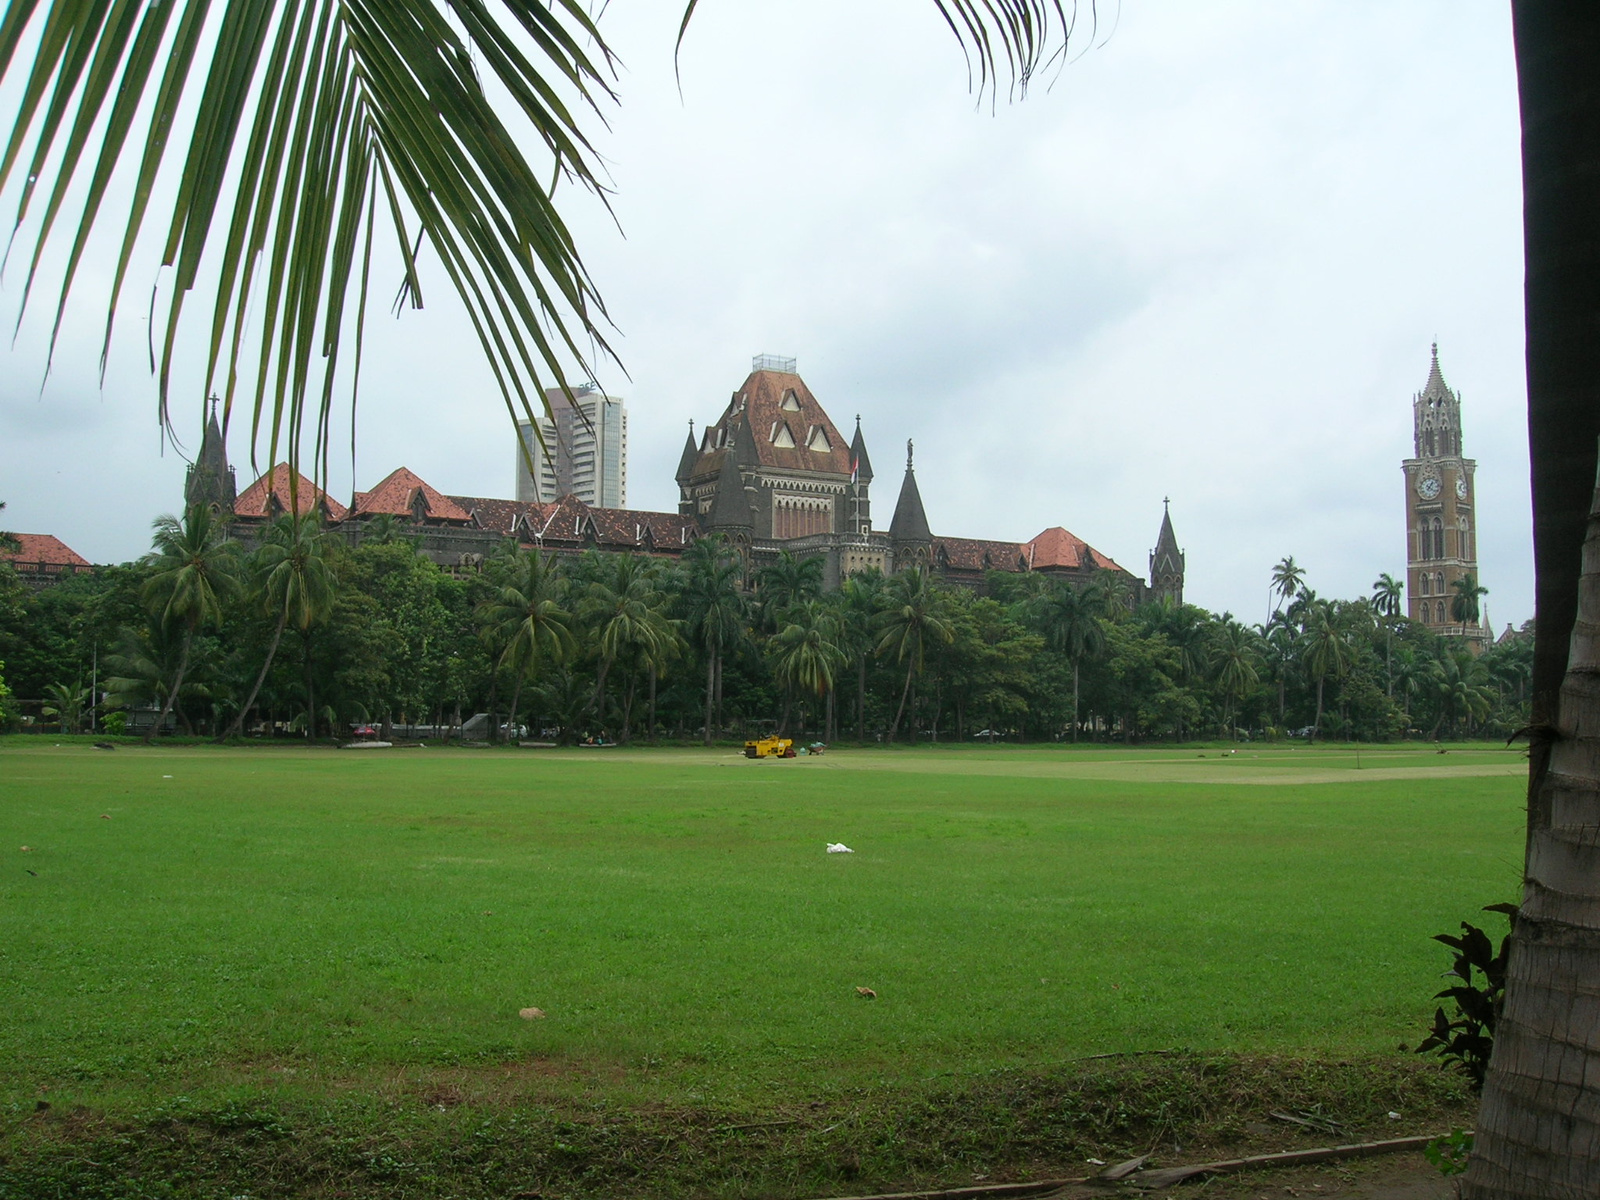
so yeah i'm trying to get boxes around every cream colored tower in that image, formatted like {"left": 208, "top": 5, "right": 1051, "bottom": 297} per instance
{"left": 1401, "top": 345, "right": 1487, "bottom": 646}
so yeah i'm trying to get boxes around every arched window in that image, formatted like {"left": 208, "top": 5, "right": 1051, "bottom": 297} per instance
{"left": 1420, "top": 574, "right": 1431, "bottom": 597}
{"left": 1419, "top": 521, "right": 1432, "bottom": 560}
{"left": 1436, "top": 571, "right": 1445, "bottom": 595}
{"left": 1437, "top": 600, "right": 1447, "bottom": 624}
{"left": 1431, "top": 517, "right": 1445, "bottom": 559}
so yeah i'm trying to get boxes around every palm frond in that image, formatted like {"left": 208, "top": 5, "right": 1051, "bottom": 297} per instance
{"left": 1, "top": 0, "right": 617, "bottom": 477}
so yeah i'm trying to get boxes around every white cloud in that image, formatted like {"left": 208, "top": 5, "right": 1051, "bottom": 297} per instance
{"left": 0, "top": 1, "right": 1528, "bottom": 624}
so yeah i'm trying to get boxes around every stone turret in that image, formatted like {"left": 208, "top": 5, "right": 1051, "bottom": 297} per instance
{"left": 184, "top": 397, "right": 237, "bottom": 514}
{"left": 849, "top": 416, "right": 874, "bottom": 535}
{"left": 1148, "top": 499, "right": 1184, "bottom": 606}
{"left": 889, "top": 439, "right": 932, "bottom": 569}
{"left": 675, "top": 421, "right": 699, "bottom": 486}
{"left": 707, "top": 446, "right": 753, "bottom": 533}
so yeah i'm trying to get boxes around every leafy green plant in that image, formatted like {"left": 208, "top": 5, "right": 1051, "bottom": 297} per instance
{"left": 1423, "top": 1127, "right": 1473, "bottom": 1176}
{"left": 1415, "top": 902, "right": 1517, "bottom": 1090}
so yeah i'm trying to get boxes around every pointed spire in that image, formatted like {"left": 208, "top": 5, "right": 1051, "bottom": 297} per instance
{"left": 675, "top": 419, "right": 699, "bottom": 484}
{"left": 849, "top": 414, "right": 874, "bottom": 483}
{"left": 733, "top": 411, "right": 761, "bottom": 467}
{"left": 707, "top": 448, "right": 752, "bottom": 530}
{"left": 889, "top": 443, "right": 932, "bottom": 544}
{"left": 185, "top": 395, "right": 236, "bottom": 510}
{"left": 1421, "top": 341, "right": 1452, "bottom": 401}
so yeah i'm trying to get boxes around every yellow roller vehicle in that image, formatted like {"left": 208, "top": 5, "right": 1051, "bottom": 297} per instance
{"left": 744, "top": 736, "right": 795, "bottom": 759}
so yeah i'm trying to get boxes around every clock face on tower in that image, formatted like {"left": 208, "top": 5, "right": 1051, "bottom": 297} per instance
{"left": 1456, "top": 476, "right": 1468, "bottom": 500}
{"left": 1417, "top": 474, "right": 1441, "bottom": 500}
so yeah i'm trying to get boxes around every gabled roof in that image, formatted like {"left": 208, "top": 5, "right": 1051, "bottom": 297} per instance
{"left": 449, "top": 496, "right": 546, "bottom": 538}
{"left": 355, "top": 467, "right": 471, "bottom": 523}
{"left": 687, "top": 370, "right": 853, "bottom": 480}
{"left": 234, "top": 465, "right": 349, "bottom": 521}
{"left": 1024, "top": 526, "right": 1127, "bottom": 574}
{"left": 1, "top": 532, "right": 91, "bottom": 568}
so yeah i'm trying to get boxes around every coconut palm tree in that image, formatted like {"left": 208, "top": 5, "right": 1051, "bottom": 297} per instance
{"left": 41, "top": 681, "right": 91, "bottom": 734}
{"left": 1296, "top": 601, "right": 1350, "bottom": 741}
{"left": 768, "top": 599, "right": 845, "bottom": 737}
{"left": 140, "top": 505, "right": 239, "bottom": 742}
{"left": 583, "top": 553, "right": 675, "bottom": 740}
{"left": 1371, "top": 572, "right": 1403, "bottom": 697}
{"left": 1270, "top": 556, "right": 1306, "bottom": 617}
{"left": 1030, "top": 579, "right": 1106, "bottom": 741}
{"left": 221, "top": 513, "right": 335, "bottom": 740}
{"left": 754, "top": 550, "right": 825, "bottom": 632}
{"left": 0, "top": 502, "right": 18, "bottom": 554}
{"left": 839, "top": 570, "right": 886, "bottom": 743}
{"left": 1450, "top": 573, "right": 1488, "bottom": 638}
{"left": 1426, "top": 650, "right": 1494, "bottom": 740}
{"left": 679, "top": 536, "right": 746, "bottom": 745}
{"left": 478, "top": 549, "right": 574, "bottom": 741}
{"left": 875, "top": 566, "right": 955, "bottom": 743}
{"left": 1209, "top": 620, "right": 1260, "bottom": 740}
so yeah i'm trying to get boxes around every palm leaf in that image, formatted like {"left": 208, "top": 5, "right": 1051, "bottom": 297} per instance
{"left": 4, "top": 1, "right": 1079, "bottom": 481}
{"left": 2, "top": 0, "right": 618, "bottom": 478}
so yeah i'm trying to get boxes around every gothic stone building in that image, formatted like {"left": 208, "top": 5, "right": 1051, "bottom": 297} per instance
{"left": 1401, "top": 345, "right": 1489, "bottom": 647}
{"left": 190, "top": 357, "right": 1181, "bottom": 600}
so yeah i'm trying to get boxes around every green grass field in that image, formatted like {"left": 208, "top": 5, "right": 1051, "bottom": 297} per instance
{"left": 0, "top": 740, "right": 1524, "bottom": 1197}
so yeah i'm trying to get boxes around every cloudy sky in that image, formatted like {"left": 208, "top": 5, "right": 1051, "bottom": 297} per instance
{"left": 0, "top": 2, "right": 1528, "bottom": 628}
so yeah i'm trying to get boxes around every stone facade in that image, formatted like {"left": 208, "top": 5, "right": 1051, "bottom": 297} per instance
{"left": 197, "top": 357, "right": 1177, "bottom": 599}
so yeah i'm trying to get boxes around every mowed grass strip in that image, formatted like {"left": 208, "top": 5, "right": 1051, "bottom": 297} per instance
{"left": 1, "top": 742, "right": 1524, "bottom": 1108}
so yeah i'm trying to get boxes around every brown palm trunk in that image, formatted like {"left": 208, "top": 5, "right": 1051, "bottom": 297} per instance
{"left": 857, "top": 656, "right": 867, "bottom": 743}
{"left": 886, "top": 659, "right": 914, "bottom": 743}
{"left": 144, "top": 627, "right": 193, "bottom": 744}
{"left": 704, "top": 650, "right": 715, "bottom": 746}
{"left": 1464, "top": 8, "right": 1600, "bottom": 1194}
{"left": 222, "top": 609, "right": 288, "bottom": 741}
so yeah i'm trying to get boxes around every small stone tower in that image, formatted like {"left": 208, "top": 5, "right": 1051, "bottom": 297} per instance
{"left": 848, "top": 416, "right": 875, "bottom": 536}
{"left": 889, "top": 439, "right": 933, "bottom": 571}
{"left": 1148, "top": 499, "right": 1185, "bottom": 606}
{"left": 184, "top": 397, "right": 237, "bottom": 514}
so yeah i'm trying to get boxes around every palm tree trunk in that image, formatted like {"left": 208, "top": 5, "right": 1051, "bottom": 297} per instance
{"left": 221, "top": 610, "right": 288, "bottom": 741}
{"left": 507, "top": 676, "right": 524, "bottom": 743}
{"left": 1464, "top": 17, "right": 1600, "bottom": 1162}
{"left": 1312, "top": 676, "right": 1324, "bottom": 741}
{"left": 857, "top": 656, "right": 867, "bottom": 743}
{"left": 648, "top": 663, "right": 657, "bottom": 743}
{"left": 886, "top": 659, "right": 915, "bottom": 744}
{"left": 704, "top": 650, "right": 715, "bottom": 746}
{"left": 1071, "top": 658, "right": 1081, "bottom": 742}
{"left": 142, "top": 628, "right": 194, "bottom": 744}
{"left": 714, "top": 653, "right": 724, "bottom": 731}
{"left": 304, "top": 635, "right": 317, "bottom": 742}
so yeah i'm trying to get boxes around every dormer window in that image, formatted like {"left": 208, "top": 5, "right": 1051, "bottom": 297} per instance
{"left": 781, "top": 389, "right": 801, "bottom": 412}
{"left": 807, "top": 426, "right": 831, "bottom": 452}
{"left": 772, "top": 423, "right": 796, "bottom": 449}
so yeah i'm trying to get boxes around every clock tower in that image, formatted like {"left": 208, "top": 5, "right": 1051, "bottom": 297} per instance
{"left": 1402, "top": 345, "right": 1487, "bottom": 646}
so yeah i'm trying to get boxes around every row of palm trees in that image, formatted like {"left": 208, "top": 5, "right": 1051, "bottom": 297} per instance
{"left": 8, "top": 503, "right": 1526, "bottom": 744}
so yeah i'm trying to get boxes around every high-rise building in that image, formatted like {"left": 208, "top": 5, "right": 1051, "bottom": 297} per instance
{"left": 1402, "top": 345, "right": 1488, "bottom": 646}
{"left": 516, "top": 385, "right": 627, "bottom": 507}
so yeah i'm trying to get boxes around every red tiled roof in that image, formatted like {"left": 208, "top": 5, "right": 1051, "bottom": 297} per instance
{"left": 1024, "top": 526, "right": 1127, "bottom": 574}
{"left": 355, "top": 467, "right": 471, "bottom": 523}
{"left": 234, "top": 464, "right": 350, "bottom": 521}
{"left": 933, "top": 536, "right": 1029, "bottom": 573}
{"left": 1, "top": 533, "right": 91, "bottom": 568}
{"left": 515, "top": 493, "right": 699, "bottom": 552}
{"left": 450, "top": 496, "right": 547, "bottom": 538}
{"left": 688, "top": 370, "right": 853, "bottom": 480}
